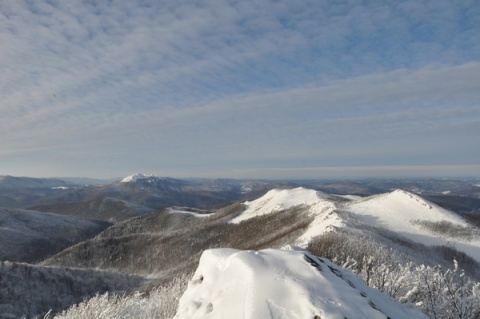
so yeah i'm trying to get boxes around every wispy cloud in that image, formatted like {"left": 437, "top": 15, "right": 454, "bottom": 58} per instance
{"left": 0, "top": 0, "right": 478, "bottom": 178}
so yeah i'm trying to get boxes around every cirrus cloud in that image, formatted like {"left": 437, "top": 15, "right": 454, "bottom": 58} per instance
{"left": 0, "top": 0, "right": 479, "bottom": 178}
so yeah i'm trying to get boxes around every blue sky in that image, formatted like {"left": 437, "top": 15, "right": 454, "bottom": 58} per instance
{"left": 0, "top": 0, "right": 479, "bottom": 179}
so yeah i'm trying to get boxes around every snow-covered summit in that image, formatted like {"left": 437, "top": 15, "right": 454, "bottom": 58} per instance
{"left": 346, "top": 188, "right": 469, "bottom": 232}
{"left": 120, "top": 173, "right": 157, "bottom": 183}
{"left": 345, "top": 188, "right": 480, "bottom": 261}
{"left": 174, "top": 248, "right": 426, "bottom": 319}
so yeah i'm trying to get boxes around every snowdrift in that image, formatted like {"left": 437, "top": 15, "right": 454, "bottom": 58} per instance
{"left": 174, "top": 248, "right": 426, "bottom": 319}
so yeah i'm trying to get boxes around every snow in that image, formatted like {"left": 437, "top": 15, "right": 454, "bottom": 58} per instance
{"left": 168, "top": 207, "right": 212, "bottom": 218}
{"left": 120, "top": 173, "right": 156, "bottom": 183}
{"left": 174, "top": 248, "right": 426, "bottom": 319}
{"left": 230, "top": 187, "right": 329, "bottom": 224}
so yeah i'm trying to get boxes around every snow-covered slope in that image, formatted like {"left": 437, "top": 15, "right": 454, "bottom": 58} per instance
{"left": 174, "top": 248, "right": 426, "bottom": 319}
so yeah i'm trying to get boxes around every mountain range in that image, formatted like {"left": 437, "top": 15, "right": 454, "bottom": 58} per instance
{"left": 1, "top": 174, "right": 479, "bottom": 220}
{"left": 0, "top": 174, "right": 479, "bottom": 318}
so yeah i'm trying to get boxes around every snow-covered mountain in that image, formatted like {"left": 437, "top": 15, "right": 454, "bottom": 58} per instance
{"left": 120, "top": 173, "right": 160, "bottom": 183}
{"left": 2, "top": 174, "right": 478, "bottom": 222}
{"left": 344, "top": 190, "right": 480, "bottom": 261}
{"left": 171, "top": 188, "right": 480, "bottom": 319}
{"left": 231, "top": 187, "right": 480, "bottom": 262}
{"left": 175, "top": 247, "right": 426, "bottom": 319}
{"left": 44, "top": 186, "right": 480, "bottom": 276}
{"left": 6, "top": 182, "right": 480, "bottom": 318}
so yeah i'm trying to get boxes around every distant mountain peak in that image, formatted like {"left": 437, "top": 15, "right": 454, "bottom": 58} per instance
{"left": 120, "top": 173, "right": 158, "bottom": 183}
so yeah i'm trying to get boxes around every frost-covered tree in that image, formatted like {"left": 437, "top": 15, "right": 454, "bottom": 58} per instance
{"left": 341, "top": 258, "right": 480, "bottom": 319}
{"left": 45, "top": 274, "right": 189, "bottom": 319}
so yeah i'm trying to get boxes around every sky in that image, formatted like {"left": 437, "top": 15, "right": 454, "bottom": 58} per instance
{"left": 0, "top": 0, "right": 479, "bottom": 179}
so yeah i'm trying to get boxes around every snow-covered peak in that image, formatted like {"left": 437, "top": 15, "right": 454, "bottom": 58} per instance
{"left": 344, "top": 189, "right": 480, "bottom": 261}
{"left": 174, "top": 248, "right": 426, "bottom": 319}
{"left": 120, "top": 173, "right": 157, "bottom": 183}
{"left": 231, "top": 187, "right": 329, "bottom": 223}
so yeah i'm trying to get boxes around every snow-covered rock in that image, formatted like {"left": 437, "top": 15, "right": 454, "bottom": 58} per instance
{"left": 174, "top": 248, "right": 426, "bottom": 319}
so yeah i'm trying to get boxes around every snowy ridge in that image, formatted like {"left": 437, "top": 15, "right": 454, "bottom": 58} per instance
{"left": 231, "top": 187, "right": 480, "bottom": 261}
{"left": 174, "top": 248, "right": 426, "bottom": 319}
{"left": 231, "top": 187, "right": 330, "bottom": 224}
